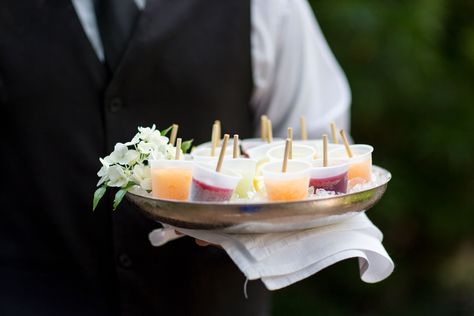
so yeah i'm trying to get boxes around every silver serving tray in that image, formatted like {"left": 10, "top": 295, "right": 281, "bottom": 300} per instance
{"left": 127, "top": 165, "right": 391, "bottom": 233}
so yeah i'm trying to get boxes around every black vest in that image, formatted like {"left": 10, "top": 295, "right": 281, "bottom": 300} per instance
{"left": 0, "top": 1, "right": 269, "bottom": 315}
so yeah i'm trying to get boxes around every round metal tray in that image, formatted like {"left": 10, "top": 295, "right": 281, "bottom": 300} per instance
{"left": 127, "top": 165, "right": 391, "bottom": 233}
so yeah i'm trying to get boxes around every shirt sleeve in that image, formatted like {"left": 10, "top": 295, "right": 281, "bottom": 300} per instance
{"left": 250, "top": 0, "right": 351, "bottom": 138}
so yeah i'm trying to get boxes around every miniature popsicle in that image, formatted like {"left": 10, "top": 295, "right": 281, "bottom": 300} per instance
{"left": 262, "top": 139, "right": 311, "bottom": 201}
{"left": 309, "top": 170, "right": 348, "bottom": 193}
{"left": 329, "top": 131, "right": 373, "bottom": 185}
{"left": 190, "top": 135, "right": 242, "bottom": 202}
{"left": 204, "top": 158, "right": 257, "bottom": 199}
{"left": 150, "top": 161, "right": 193, "bottom": 201}
{"left": 308, "top": 135, "right": 349, "bottom": 194}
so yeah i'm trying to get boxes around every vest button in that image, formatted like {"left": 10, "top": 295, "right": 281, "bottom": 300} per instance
{"left": 117, "top": 253, "right": 133, "bottom": 269}
{"left": 108, "top": 98, "right": 123, "bottom": 113}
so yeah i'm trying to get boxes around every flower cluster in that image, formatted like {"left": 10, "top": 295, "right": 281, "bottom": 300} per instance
{"left": 93, "top": 125, "right": 191, "bottom": 210}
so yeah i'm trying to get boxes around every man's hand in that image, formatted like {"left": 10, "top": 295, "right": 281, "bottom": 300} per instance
{"left": 175, "top": 231, "right": 220, "bottom": 248}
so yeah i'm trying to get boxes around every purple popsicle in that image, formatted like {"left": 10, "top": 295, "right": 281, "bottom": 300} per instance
{"left": 309, "top": 171, "right": 348, "bottom": 193}
{"left": 190, "top": 178, "right": 234, "bottom": 202}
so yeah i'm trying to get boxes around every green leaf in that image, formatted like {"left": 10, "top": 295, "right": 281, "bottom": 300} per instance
{"left": 181, "top": 139, "right": 194, "bottom": 153}
{"left": 113, "top": 188, "right": 127, "bottom": 210}
{"left": 112, "top": 182, "right": 136, "bottom": 210}
{"left": 93, "top": 186, "right": 107, "bottom": 211}
{"left": 161, "top": 125, "right": 173, "bottom": 136}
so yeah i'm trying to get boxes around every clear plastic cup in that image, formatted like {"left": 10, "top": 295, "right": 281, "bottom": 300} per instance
{"left": 190, "top": 163, "right": 242, "bottom": 202}
{"left": 191, "top": 147, "right": 233, "bottom": 162}
{"left": 261, "top": 161, "right": 311, "bottom": 201}
{"left": 293, "top": 140, "right": 344, "bottom": 159}
{"left": 246, "top": 141, "right": 284, "bottom": 176}
{"left": 212, "top": 158, "right": 257, "bottom": 199}
{"left": 329, "top": 145, "right": 373, "bottom": 184}
{"left": 246, "top": 141, "right": 285, "bottom": 160}
{"left": 267, "top": 144, "right": 316, "bottom": 162}
{"left": 241, "top": 138, "right": 283, "bottom": 154}
{"left": 150, "top": 160, "right": 194, "bottom": 200}
{"left": 310, "top": 159, "right": 349, "bottom": 193}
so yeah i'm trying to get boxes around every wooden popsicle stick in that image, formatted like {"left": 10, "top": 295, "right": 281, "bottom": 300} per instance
{"left": 339, "top": 129, "right": 353, "bottom": 158}
{"left": 169, "top": 124, "right": 179, "bottom": 146}
{"left": 175, "top": 138, "right": 182, "bottom": 160}
{"left": 323, "top": 134, "right": 328, "bottom": 167}
{"left": 300, "top": 116, "right": 308, "bottom": 140}
{"left": 289, "top": 138, "right": 293, "bottom": 161}
{"left": 214, "top": 120, "right": 221, "bottom": 145}
{"left": 211, "top": 122, "right": 218, "bottom": 157}
{"left": 267, "top": 119, "right": 273, "bottom": 143}
{"left": 330, "top": 122, "right": 338, "bottom": 144}
{"left": 233, "top": 134, "right": 240, "bottom": 158}
{"left": 282, "top": 138, "right": 291, "bottom": 173}
{"left": 287, "top": 127, "right": 293, "bottom": 159}
{"left": 261, "top": 115, "right": 268, "bottom": 141}
{"left": 216, "top": 134, "right": 230, "bottom": 172}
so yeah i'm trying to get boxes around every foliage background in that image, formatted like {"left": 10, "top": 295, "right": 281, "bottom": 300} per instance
{"left": 272, "top": 0, "right": 474, "bottom": 315}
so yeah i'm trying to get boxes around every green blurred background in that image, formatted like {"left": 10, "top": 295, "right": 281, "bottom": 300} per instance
{"left": 273, "top": 0, "right": 474, "bottom": 315}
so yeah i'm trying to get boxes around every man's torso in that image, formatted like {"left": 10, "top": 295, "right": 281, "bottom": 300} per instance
{"left": 0, "top": 1, "right": 268, "bottom": 315}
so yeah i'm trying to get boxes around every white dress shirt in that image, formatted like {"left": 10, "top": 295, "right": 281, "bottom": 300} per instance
{"left": 71, "top": 0, "right": 351, "bottom": 138}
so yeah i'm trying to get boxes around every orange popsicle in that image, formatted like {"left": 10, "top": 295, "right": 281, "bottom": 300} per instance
{"left": 347, "top": 157, "right": 372, "bottom": 183}
{"left": 264, "top": 177, "right": 309, "bottom": 201}
{"left": 151, "top": 168, "right": 192, "bottom": 200}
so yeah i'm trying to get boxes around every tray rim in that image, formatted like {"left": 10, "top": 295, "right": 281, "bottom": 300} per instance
{"left": 127, "top": 165, "right": 391, "bottom": 208}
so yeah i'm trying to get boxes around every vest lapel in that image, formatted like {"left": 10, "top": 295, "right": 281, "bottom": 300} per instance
{"left": 106, "top": 0, "right": 193, "bottom": 88}
{"left": 104, "top": 0, "right": 154, "bottom": 86}
{"left": 64, "top": 0, "right": 108, "bottom": 88}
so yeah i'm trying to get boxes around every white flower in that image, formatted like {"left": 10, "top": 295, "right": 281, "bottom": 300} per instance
{"left": 96, "top": 157, "right": 115, "bottom": 186}
{"left": 97, "top": 165, "right": 108, "bottom": 177}
{"left": 97, "top": 165, "right": 109, "bottom": 186}
{"left": 138, "top": 124, "right": 156, "bottom": 136}
{"left": 137, "top": 141, "right": 158, "bottom": 155}
{"left": 149, "top": 133, "right": 169, "bottom": 146}
{"left": 124, "top": 133, "right": 140, "bottom": 146}
{"left": 165, "top": 144, "right": 179, "bottom": 159}
{"left": 147, "top": 143, "right": 176, "bottom": 160}
{"left": 107, "top": 165, "right": 130, "bottom": 187}
{"left": 95, "top": 125, "right": 181, "bottom": 193}
{"left": 100, "top": 157, "right": 113, "bottom": 167}
{"left": 132, "top": 164, "right": 151, "bottom": 191}
{"left": 138, "top": 125, "right": 162, "bottom": 142}
{"left": 109, "top": 143, "right": 139, "bottom": 165}
{"left": 149, "top": 150, "right": 165, "bottom": 160}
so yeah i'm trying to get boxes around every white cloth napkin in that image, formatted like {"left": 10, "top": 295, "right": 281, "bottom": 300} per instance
{"left": 148, "top": 213, "right": 394, "bottom": 290}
